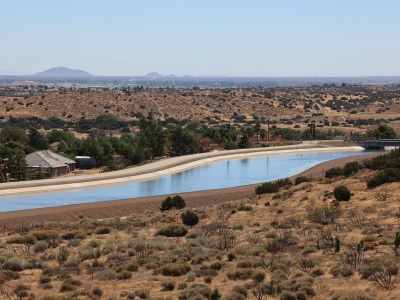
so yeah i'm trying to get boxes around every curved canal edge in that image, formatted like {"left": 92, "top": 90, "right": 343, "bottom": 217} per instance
{"left": 0, "top": 151, "right": 382, "bottom": 226}
{"left": 0, "top": 144, "right": 362, "bottom": 197}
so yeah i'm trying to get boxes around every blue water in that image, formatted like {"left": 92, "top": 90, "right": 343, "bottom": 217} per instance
{"left": 0, "top": 150, "right": 380, "bottom": 212}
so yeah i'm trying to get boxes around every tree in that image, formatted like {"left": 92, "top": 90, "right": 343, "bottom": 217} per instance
{"left": 160, "top": 195, "right": 186, "bottom": 211}
{"left": 181, "top": 210, "right": 199, "bottom": 227}
{"left": 0, "top": 126, "right": 28, "bottom": 146}
{"left": 169, "top": 125, "right": 198, "bottom": 156}
{"left": 238, "top": 134, "right": 251, "bottom": 149}
{"left": 138, "top": 113, "right": 166, "bottom": 159}
{"left": 28, "top": 128, "right": 48, "bottom": 150}
{"left": 7, "top": 148, "right": 28, "bottom": 181}
{"left": 367, "top": 124, "right": 396, "bottom": 139}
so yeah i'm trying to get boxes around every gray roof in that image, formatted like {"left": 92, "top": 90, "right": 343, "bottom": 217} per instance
{"left": 26, "top": 150, "right": 75, "bottom": 169}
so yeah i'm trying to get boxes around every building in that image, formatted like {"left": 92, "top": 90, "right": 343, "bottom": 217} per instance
{"left": 75, "top": 156, "right": 97, "bottom": 169}
{"left": 26, "top": 150, "right": 76, "bottom": 177}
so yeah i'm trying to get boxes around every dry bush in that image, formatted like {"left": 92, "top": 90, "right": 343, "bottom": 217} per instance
{"left": 359, "top": 257, "right": 399, "bottom": 289}
{"left": 307, "top": 205, "right": 341, "bottom": 225}
{"left": 160, "top": 263, "right": 191, "bottom": 276}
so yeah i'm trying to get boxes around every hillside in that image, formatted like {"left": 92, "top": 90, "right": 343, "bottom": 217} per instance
{"left": 0, "top": 163, "right": 399, "bottom": 299}
{"left": 0, "top": 86, "right": 400, "bottom": 134}
{"left": 34, "top": 67, "right": 93, "bottom": 77}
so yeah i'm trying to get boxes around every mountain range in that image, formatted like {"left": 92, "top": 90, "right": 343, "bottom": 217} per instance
{"left": 33, "top": 67, "right": 93, "bottom": 77}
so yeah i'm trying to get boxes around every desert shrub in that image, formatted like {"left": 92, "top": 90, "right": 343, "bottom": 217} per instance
{"left": 178, "top": 283, "right": 188, "bottom": 290}
{"left": 161, "top": 263, "right": 191, "bottom": 276}
{"left": 330, "top": 290, "right": 373, "bottom": 300}
{"left": 330, "top": 265, "right": 354, "bottom": 278}
{"left": 187, "top": 271, "right": 197, "bottom": 282}
{"left": 210, "top": 261, "right": 223, "bottom": 270}
{"left": 94, "top": 226, "right": 111, "bottom": 235}
{"left": 57, "top": 245, "right": 69, "bottom": 266}
{"left": 3, "top": 257, "right": 24, "bottom": 271}
{"left": 178, "top": 284, "right": 212, "bottom": 300}
{"left": 367, "top": 167, "right": 400, "bottom": 188}
{"left": 343, "top": 161, "right": 361, "bottom": 176}
{"left": 307, "top": 205, "right": 341, "bottom": 225}
{"left": 295, "top": 176, "right": 309, "bottom": 185}
{"left": 255, "top": 178, "right": 292, "bottom": 195}
{"left": 359, "top": 257, "right": 399, "bottom": 289}
{"left": 30, "top": 230, "right": 59, "bottom": 242}
{"left": 95, "top": 269, "right": 118, "bottom": 281}
{"left": 117, "top": 270, "right": 132, "bottom": 280}
{"left": 60, "top": 278, "right": 81, "bottom": 292}
{"left": 79, "top": 246, "right": 101, "bottom": 261}
{"left": 125, "top": 262, "right": 139, "bottom": 272}
{"left": 156, "top": 224, "right": 188, "bottom": 238}
{"left": 7, "top": 235, "right": 35, "bottom": 246}
{"left": 102, "top": 239, "right": 114, "bottom": 255}
{"left": 160, "top": 195, "right": 186, "bottom": 211}
{"left": 92, "top": 287, "right": 103, "bottom": 297}
{"left": 237, "top": 205, "right": 252, "bottom": 211}
{"left": 280, "top": 291, "right": 297, "bottom": 300}
{"left": 236, "top": 260, "right": 258, "bottom": 269}
{"left": 181, "top": 210, "right": 200, "bottom": 227}
{"left": 39, "top": 275, "right": 51, "bottom": 284}
{"left": 33, "top": 240, "right": 49, "bottom": 253}
{"left": 0, "top": 270, "right": 20, "bottom": 284}
{"left": 227, "top": 268, "right": 254, "bottom": 280}
{"left": 162, "top": 281, "right": 176, "bottom": 291}
{"left": 333, "top": 185, "right": 351, "bottom": 201}
{"left": 227, "top": 253, "right": 236, "bottom": 261}
{"left": 325, "top": 167, "right": 343, "bottom": 178}
{"left": 223, "top": 292, "right": 246, "bottom": 300}
{"left": 14, "top": 284, "right": 29, "bottom": 298}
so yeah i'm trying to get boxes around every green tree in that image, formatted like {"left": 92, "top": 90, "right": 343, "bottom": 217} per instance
{"left": 367, "top": 124, "right": 396, "bottom": 139}
{"left": 8, "top": 148, "right": 28, "bottom": 181}
{"left": 169, "top": 125, "right": 198, "bottom": 156}
{"left": 0, "top": 126, "right": 28, "bottom": 146}
{"left": 28, "top": 128, "right": 48, "bottom": 150}
{"left": 138, "top": 113, "right": 166, "bottom": 159}
{"left": 238, "top": 134, "right": 251, "bottom": 149}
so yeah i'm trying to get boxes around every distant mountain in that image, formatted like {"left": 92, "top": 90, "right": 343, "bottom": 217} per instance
{"left": 144, "top": 72, "right": 164, "bottom": 79}
{"left": 34, "top": 67, "right": 93, "bottom": 77}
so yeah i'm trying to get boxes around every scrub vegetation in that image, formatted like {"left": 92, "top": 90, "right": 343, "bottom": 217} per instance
{"left": 1, "top": 152, "right": 400, "bottom": 299}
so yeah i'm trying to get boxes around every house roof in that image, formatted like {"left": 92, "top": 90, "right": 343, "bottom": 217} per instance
{"left": 26, "top": 150, "right": 75, "bottom": 169}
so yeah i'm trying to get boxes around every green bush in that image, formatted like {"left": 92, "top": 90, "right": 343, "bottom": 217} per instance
{"left": 160, "top": 195, "right": 186, "bottom": 211}
{"left": 155, "top": 224, "right": 188, "bottom": 237}
{"left": 343, "top": 161, "right": 361, "bottom": 176}
{"left": 181, "top": 210, "right": 199, "bottom": 227}
{"left": 367, "top": 167, "right": 400, "bottom": 188}
{"left": 295, "top": 176, "right": 309, "bottom": 185}
{"left": 255, "top": 178, "right": 292, "bottom": 195}
{"left": 325, "top": 167, "right": 343, "bottom": 179}
{"left": 333, "top": 185, "right": 351, "bottom": 201}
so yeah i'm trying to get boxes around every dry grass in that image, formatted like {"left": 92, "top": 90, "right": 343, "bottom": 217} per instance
{"left": 0, "top": 171, "right": 400, "bottom": 299}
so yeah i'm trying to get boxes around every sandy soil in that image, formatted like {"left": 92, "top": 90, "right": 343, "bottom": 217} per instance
{"left": 0, "top": 152, "right": 380, "bottom": 226}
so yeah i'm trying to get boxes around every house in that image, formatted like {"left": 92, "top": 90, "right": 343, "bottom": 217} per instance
{"left": 26, "top": 150, "right": 76, "bottom": 177}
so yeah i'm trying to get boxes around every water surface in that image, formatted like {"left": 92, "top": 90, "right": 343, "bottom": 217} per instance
{"left": 0, "top": 150, "right": 380, "bottom": 212}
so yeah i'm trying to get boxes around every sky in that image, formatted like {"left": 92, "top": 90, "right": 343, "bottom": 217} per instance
{"left": 0, "top": 0, "right": 399, "bottom": 77}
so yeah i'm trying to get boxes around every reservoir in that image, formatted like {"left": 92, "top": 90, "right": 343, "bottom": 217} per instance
{"left": 0, "top": 149, "right": 380, "bottom": 212}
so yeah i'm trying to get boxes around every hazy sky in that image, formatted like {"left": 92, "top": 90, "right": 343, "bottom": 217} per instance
{"left": 1, "top": 0, "right": 399, "bottom": 76}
